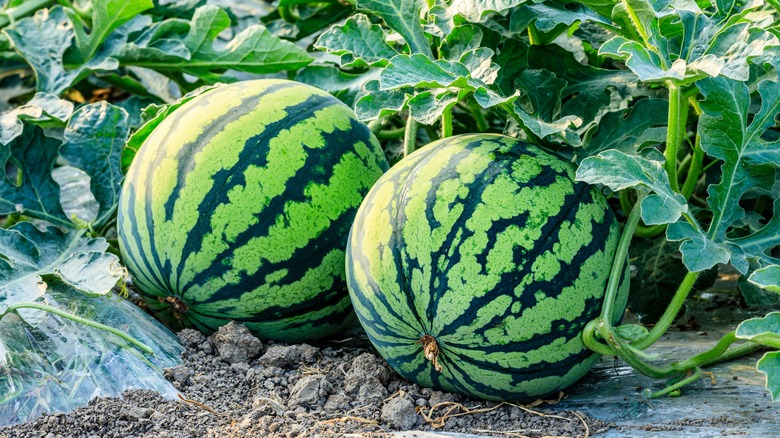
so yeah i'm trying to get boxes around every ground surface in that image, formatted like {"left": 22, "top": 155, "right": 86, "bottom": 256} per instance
{"left": 0, "top": 322, "right": 605, "bottom": 437}
{"left": 1, "top": 278, "right": 778, "bottom": 437}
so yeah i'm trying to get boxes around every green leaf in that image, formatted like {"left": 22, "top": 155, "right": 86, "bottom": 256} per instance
{"left": 0, "top": 124, "right": 69, "bottom": 227}
{"left": 736, "top": 312, "right": 780, "bottom": 349}
{"left": 666, "top": 221, "right": 734, "bottom": 272}
{"left": 356, "top": 0, "right": 432, "bottom": 57}
{"left": 507, "top": 101, "right": 582, "bottom": 145}
{"left": 0, "top": 222, "right": 121, "bottom": 317}
{"left": 663, "top": 77, "right": 780, "bottom": 274}
{"left": 407, "top": 88, "right": 465, "bottom": 125}
{"left": 54, "top": 166, "right": 99, "bottom": 224}
{"left": 528, "top": 44, "right": 638, "bottom": 130}
{"left": 377, "top": 50, "right": 505, "bottom": 124}
{"left": 511, "top": 2, "right": 610, "bottom": 33}
{"left": 756, "top": 351, "right": 780, "bottom": 401}
{"left": 515, "top": 69, "right": 566, "bottom": 122}
{"left": 314, "top": 13, "right": 397, "bottom": 68}
{"left": 3, "top": 6, "right": 121, "bottom": 94}
{"left": 749, "top": 265, "right": 780, "bottom": 294}
{"left": 296, "top": 65, "right": 380, "bottom": 106}
{"left": 576, "top": 150, "right": 688, "bottom": 225}
{"left": 60, "top": 102, "right": 130, "bottom": 228}
{"left": 581, "top": 98, "right": 668, "bottom": 159}
{"left": 615, "top": 324, "right": 651, "bottom": 342}
{"left": 0, "top": 92, "right": 73, "bottom": 145}
{"left": 118, "top": 5, "right": 313, "bottom": 79}
{"left": 66, "top": 0, "right": 153, "bottom": 63}
{"left": 380, "top": 53, "right": 470, "bottom": 89}
{"left": 698, "top": 77, "right": 780, "bottom": 241}
{"left": 354, "top": 79, "right": 412, "bottom": 121}
{"left": 439, "top": 24, "right": 484, "bottom": 61}
{"left": 494, "top": 38, "right": 528, "bottom": 96}
{"left": 599, "top": 3, "right": 779, "bottom": 83}
{"left": 430, "top": 0, "right": 528, "bottom": 34}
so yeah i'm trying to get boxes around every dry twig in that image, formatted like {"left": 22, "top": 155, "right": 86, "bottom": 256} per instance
{"left": 177, "top": 393, "right": 222, "bottom": 417}
{"left": 319, "top": 416, "right": 379, "bottom": 425}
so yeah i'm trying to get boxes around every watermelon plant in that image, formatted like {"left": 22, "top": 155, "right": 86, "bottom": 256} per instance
{"left": 117, "top": 78, "right": 389, "bottom": 342}
{"left": 346, "top": 133, "right": 629, "bottom": 400}
{"left": 0, "top": 0, "right": 779, "bottom": 424}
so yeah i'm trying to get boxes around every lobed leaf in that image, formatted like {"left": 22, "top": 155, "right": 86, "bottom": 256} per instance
{"left": 528, "top": 44, "right": 638, "bottom": 130}
{"left": 736, "top": 312, "right": 780, "bottom": 349}
{"left": 748, "top": 265, "right": 780, "bottom": 295}
{"left": 576, "top": 149, "right": 688, "bottom": 225}
{"left": 356, "top": 0, "right": 432, "bottom": 57}
{"left": 599, "top": 2, "right": 779, "bottom": 84}
{"left": 581, "top": 98, "right": 668, "bottom": 159}
{"left": 430, "top": 0, "right": 529, "bottom": 34}
{"left": 697, "top": 77, "right": 780, "bottom": 254}
{"left": 666, "top": 222, "right": 734, "bottom": 272}
{"left": 314, "top": 13, "right": 397, "bottom": 68}
{"left": 354, "top": 80, "right": 412, "bottom": 121}
{"left": 757, "top": 351, "right": 780, "bottom": 401}
{"left": 0, "top": 124, "right": 70, "bottom": 227}
{"left": 117, "top": 5, "right": 313, "bottom": 79}
{"left": 66, "top": 0, "right": 154, "bottom": 63}
{"left": 296, "top": 65, "right": 380, "bottom": 106}
{"left": 0, "top": 93, "right": 73, "bottom": 146}
{"left": 61, "top": 102, "right": 130, "bottom": 228}
{"left": 3, "top": 7, "right": 121, "bottom": 95}
{"left": 0, "top": 222, "right": 122, "bottom": 317}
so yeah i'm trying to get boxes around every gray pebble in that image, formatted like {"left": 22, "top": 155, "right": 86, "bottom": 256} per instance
{"left": 209, "top": 322, "right": 262, "bottom": 364}
{"left": 381, "top": 395, "right": 417, "bottom": 430}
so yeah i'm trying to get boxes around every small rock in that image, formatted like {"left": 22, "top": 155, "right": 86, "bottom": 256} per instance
{"left": 230, "top": 361, "right": 251, "bottom": 373}
{"left": 200, "top": 341, "right": 214, "bottom": 355}
{"left": 323, "top": 393, "right": 350, "bottom": 411}
{"left": 177, "top": 329, "right": 206, "bottom": 347}
{"left": 164, "top": 365, "right": 192, "bottom": 384}
{"left": 288, "top": 374, "right": 331, "bottom": 407}
{"left": 209, "top": 322, "right": 263, "bottom": 364}
{"left": 251, "top": 396, "right": 285, "bottom": 416}
{"left": 259, "top": 344, "right": 318, "bottom": 368}
{"left": 345, "top": 353, "right": 390, "bottom": 384}
{"left": 381, "top": 395, "right": 417, "bottom": 430}
{"left": 120, "top": 406, "right": 154, "bottom": 420}
{"left": 429, "top": 390, "right": 459, "bottom": 406}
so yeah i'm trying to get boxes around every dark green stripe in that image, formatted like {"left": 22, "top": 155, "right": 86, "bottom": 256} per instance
{"left": 182, "top": 109, "right": 373, "bottom": 299}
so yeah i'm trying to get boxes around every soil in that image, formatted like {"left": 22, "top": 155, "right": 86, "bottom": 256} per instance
{"left": 0, "top": 321, "right": 611, "bottom": 438}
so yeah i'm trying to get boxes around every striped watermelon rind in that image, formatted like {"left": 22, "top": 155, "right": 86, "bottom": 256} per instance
{"left": 117, "top": 79, "right": 389, "bottom": 343}
{"left": 345, "top": 134, "right": 628, "bottom": 401}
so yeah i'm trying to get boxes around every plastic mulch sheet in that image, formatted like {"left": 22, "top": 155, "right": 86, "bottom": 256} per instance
{"left": 0, "top": 288, "right": 183, "bottom": 426}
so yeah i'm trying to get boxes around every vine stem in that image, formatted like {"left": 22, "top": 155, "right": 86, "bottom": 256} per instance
{"left": 632, "top": 271, "right": 699, "bottom": 349}
{"left": 467, "top": 99, "right": 489, "bottom": 132}
{"left": 664, "top": 82, "right": 685, "bottom": 192}
{"left": 403, "top": 115, "right": 418, "bottom": 156}
{"left": 441, "top": 107, "right": 453, "bottom": 138}
{"left": 599, "top": 191, "right": 645, "bottom": 323}
{"left": 647, "top": 367, "right": 702, "bottom": 399}
{"left": 0, "top": 0, "right": 55, "bottom": 28}
{"left": 5, "top": 302, "right": 154, "bottom": 354}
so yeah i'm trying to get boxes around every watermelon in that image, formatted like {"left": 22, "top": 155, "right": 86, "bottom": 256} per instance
{"left": 345, "top": 134, "right": 628, "bottom": 401}
{"left": 117, "top": 79, "right": 389, "bottom": 343}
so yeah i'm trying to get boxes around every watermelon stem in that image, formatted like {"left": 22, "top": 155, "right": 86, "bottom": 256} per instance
{"left": 419, "top": 334, "right": 443, "bottom": 372}
{"left": 163, "top": 296, "right": 189, "bottom": 318}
